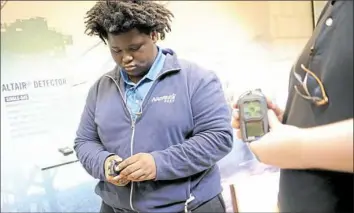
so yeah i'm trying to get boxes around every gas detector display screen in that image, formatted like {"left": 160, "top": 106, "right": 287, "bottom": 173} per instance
{"left": 245, "top": 121, "right": 264, "bottom": 137}
{"left": 243, "top": 100, "right": 262, "bottom": 118}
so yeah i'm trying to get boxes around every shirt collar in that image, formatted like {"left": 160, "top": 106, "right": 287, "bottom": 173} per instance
{"left": 121, "top": 46, "right": 164, "bottom": 85}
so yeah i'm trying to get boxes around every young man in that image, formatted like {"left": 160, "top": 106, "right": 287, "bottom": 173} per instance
{"left": 232, "top": 1, "right": 353, "bottom": 212}
{"left": 74, "top": 1, "right": 233, "bottom": 212}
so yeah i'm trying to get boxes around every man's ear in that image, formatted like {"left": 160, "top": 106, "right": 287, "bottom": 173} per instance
{"left": 151, "top": 32, "right": 158, "bottom": 43}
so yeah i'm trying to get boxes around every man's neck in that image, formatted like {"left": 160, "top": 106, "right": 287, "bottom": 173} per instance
{"left": 128, "top": 74, "right": 145, "bottom": 84}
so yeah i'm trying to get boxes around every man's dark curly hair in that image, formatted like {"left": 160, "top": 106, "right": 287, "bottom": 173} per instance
{"left": 84, "top": 0, "right": 174, "bottom": 44}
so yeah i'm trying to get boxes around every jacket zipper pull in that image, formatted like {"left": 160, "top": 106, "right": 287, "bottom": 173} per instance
{"left": 184, "top": 194, "right": 195, "bottom": 213}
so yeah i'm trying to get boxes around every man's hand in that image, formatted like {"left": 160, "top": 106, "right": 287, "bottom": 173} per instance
{"left": 104, "top": 155, "right": 130, "bottom": 186}
{"left": 232, "top": 97, "right": 284, "bottom": 139}
{"left": 248, "top": 110, "right": 305, "bottom": 169}
{"left": 115, "top": 153, "right": 157, "bottom": 182}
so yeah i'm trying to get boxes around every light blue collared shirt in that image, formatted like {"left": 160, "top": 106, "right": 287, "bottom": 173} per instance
{"left": 120, "top": 47, "right": 166, "bottom": 121}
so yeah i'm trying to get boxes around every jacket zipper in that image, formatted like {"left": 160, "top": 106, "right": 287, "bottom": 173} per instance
{"left": 105, "top": 68, "right": 179, "bottom": 212}
{"left": 129, "top": 122, "right": 136, "bottom": 212}
{"left": 105, "top": 75, "right": 138, "bottom": 212}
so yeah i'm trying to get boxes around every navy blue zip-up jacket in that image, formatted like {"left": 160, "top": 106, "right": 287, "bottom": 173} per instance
{"left": 74, "top": 49, "right": 233, "bottom": 212}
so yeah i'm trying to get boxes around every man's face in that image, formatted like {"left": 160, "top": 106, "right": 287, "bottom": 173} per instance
{"left": 107, "top": 29, "right": 158, "bottom": 77}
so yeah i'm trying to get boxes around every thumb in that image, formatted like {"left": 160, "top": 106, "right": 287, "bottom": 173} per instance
{"left": 267, "top": 109, "right": 281, "bottom": 129}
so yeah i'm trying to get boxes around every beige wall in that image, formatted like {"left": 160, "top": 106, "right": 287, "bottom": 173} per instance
{"left": 313, "top": 1, "right": 327, "bottom": 24}
{"left": 159, "top": 1, "right": 313, "bottom": 107}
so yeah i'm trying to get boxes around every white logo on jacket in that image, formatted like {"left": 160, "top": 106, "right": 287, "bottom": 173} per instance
{"left": 151, "top": 93, "right": 176, "bottom": 103}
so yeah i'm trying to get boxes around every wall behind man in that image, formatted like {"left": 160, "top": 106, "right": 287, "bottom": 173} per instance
{"left": 160, "top": 1, "right": 313, "bottom": 108}
{"left": 313, "top": 1, "right": 328, "bottom": 24}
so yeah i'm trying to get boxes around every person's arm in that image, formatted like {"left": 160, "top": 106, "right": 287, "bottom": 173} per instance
{"left": 74, "top": 80, "right": 113, "bottom": 180}
{"left": 300, "top": 118, "right": 353, "bottom": 173}
{"left": 150, "top": 71, "right": 233, "bottom": 181}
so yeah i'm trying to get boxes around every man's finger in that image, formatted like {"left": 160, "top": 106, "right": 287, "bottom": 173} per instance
{"left": 127, "top": 169, "right": 145, "bottom": 181}
{"left": 118, "top": 155, "right": 139, "bottom": 171}
{"left": 265, "top": 96, "right": 275, "bottom": 108}
{"left": 232, "top": 109, "right": 240, "bottom": 129}
{"left": 143, "top": 173, "right": 155, "bottom": 181}
{"left": 232, "top": 102, "right": 239, "bottom": 109}
{"left": 106, "top": 175, "right": 114, "bottom": 182}
{"left": 118, "top": 178, "right": 130, "bottom": 186}
{"left": 232, "top": 119, "right": 240, "bottom": 129}
{"left": 267, "top": 110, "right": 281, "bottom": 129}
{"left": 108, "top": 175, "right": 121, "bottom": 183}
{"left": 119, "top": 163, "right": 141, "bottom": 177}
{"left": 232, "top": 108, "right": 239, "bottom": 119}
{"left": 265, "top": 96, "right": 277, "bottom": 111}
{"left": 111, "top": 176, "right": 130, "bottom": 186}
{"left": 112, "top": 175, "right": 125, "bottom": 182}
{"left": 113, "top": 155, "right": 123, "bottom": 161}
{"left": 265, "top": 96, "right": 283, "bottom": 117}
{"left": 271, "top": 103, "right": 283, "bottom": 118}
